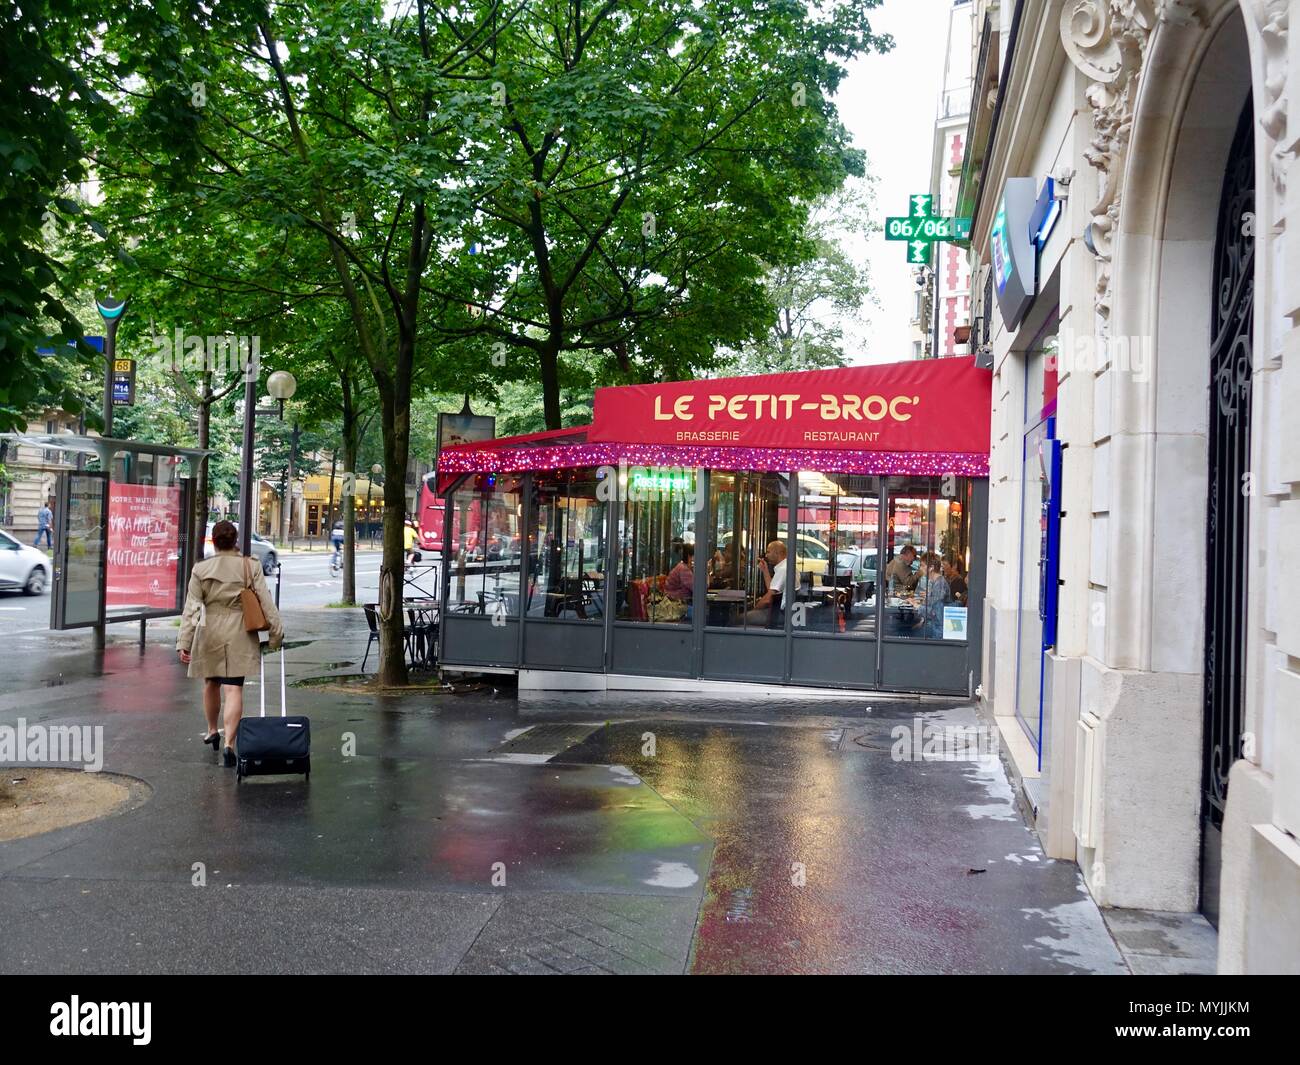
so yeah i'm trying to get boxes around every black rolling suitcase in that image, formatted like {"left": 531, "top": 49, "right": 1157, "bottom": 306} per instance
{"left": 236, "top": 649, "right": 310, "bottom": 782}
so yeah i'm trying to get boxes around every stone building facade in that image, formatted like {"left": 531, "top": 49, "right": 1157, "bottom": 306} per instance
{"left": 960, "top": 0, "right": 1300, "bottom": 972}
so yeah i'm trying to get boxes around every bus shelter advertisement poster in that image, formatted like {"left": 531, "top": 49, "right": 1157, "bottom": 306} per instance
{"left": 106, "top": 483, "right": 182, "bottom": 611}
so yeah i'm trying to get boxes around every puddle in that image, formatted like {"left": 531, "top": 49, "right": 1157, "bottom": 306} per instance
{"left": 644, "top": 861, "right": 700, "bottom": 889}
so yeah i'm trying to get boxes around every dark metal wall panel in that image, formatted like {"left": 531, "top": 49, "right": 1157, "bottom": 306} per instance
{"left": 790, "top": 636, "right": 876, "bottom": 689}
{"left": 880, "top": 640, "right": 969, "bottom": 694}
{"left": 523, "top": 621, "right": 605, "bottom": 672}
{"left": 442, "top": 616, "right": 520, "bottom": 667}
{"left": 701, "top": 630, "right": 785, "bottom": 683}
{"left": 967, "top": 477, "right": 989, "bottom": 693}
{"left": 610, "top": 623, "right": 695, "bottom": 677}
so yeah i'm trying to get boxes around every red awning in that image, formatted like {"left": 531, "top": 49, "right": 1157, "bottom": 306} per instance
{"left": 437, "top": 357, "right": 991, "bottom": 490}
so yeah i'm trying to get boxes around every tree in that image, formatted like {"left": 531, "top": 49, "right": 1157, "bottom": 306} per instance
{"left": 444, "top": 1, "right": 892, "bottom": 421}
{"left": 86, "top": 3, "right": 522, "bottom": 685}
{"left": 720, "top": 183, "right": 877, "bottom": 375}
{"left": 0, "top": 0, "right": 251, "bottom": 431}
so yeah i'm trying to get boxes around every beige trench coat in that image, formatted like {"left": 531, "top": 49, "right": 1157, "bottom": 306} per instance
{"left": 177, "top": 550, "right": 284, "bottom": 679}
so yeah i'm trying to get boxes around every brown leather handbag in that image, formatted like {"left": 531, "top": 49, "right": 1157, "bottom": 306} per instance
{"left": 241, "top": 556, "right": 270, "bottom": 632}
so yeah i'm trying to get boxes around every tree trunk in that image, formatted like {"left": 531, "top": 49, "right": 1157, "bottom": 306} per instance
{"left": 280, "top": 421, "right": 298, "bottom": 546}
{"left": 376, "top": 364, "right": 411, "bottom": 687}
{"left": 341, "top": 432, "right": 357, "bottom": 606}
{"left": 540, "top": 343, "right": 561, "bottom": 430}
{"left": 325, "top": 449, "right": 337, "bottom": 543}
{"left": 195, "top": 373, "right": 212, "bottom": 540}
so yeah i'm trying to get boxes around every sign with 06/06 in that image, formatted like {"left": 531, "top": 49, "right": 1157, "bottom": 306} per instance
{"left": 885, "top": 216, "right": 972, "bottom": 241}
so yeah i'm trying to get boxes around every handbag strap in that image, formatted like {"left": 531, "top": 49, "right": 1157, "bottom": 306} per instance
{"left": 244, "top": 555, "right": 254, "bottom": 589}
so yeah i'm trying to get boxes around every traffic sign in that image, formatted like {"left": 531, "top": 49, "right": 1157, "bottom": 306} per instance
{"left": 111, "top": 357, "right": 136, "bottom": 405}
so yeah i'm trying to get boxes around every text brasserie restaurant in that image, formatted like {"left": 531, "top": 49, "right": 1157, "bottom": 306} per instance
{"left": 436, "top": 356, "right": 991, "bottom": 696}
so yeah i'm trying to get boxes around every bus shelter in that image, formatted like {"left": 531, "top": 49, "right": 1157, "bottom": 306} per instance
{"left": 434, "top": 357, "right": 992, "bottom": 696}
{"left": 1, "top": 434, "right": 210, "bottom": 638}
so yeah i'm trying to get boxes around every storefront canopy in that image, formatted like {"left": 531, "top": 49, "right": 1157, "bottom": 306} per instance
{"left": 437, "top": 356, "right": 992, "bottom": 490}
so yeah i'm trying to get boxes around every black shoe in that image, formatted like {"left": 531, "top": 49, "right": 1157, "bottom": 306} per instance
{"left": 204, "top": 731, "right": 221, "bottom": 751}
{"left": 222, "top": 747, "right": 236, "bottom": 768}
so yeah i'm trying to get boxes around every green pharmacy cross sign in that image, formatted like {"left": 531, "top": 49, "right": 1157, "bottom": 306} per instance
{"left": 885, "top": 194, "right": 973, "bottom": 264}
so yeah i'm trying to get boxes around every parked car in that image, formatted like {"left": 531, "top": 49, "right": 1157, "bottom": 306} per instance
{"left": 203, "top": 523, "right": 278, "bottom": 575}
{"left": 835, "top": 547, "right": 878, "bottom": 584}
{"left": 0, "top": 529, "right": 51, "bottom": 595}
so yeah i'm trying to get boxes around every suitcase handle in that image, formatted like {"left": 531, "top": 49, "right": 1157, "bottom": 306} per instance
{"left": 258, "top": 648, "right": 287, "bottom": 718}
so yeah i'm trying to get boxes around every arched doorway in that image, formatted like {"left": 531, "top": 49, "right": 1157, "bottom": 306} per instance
{"left": 1200, "top": 94, "right": 1254, "bottom": 927}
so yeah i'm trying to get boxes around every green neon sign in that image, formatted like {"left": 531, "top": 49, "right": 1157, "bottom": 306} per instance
{"left": 884, "top": 195, "right": 971, "bottom": 264}
{"left": 630, "top": 469, "right": 696, "bottom": 493}
{"left": 885, "top": 216, "right": 972, "bottom": 241}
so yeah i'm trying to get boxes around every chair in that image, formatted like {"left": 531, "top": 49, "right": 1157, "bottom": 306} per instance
{"left": 361, "top": 604, "right": 380, "bottom": 671}
{"left": 405, "top": 606, "right": 437, "bottom": 669}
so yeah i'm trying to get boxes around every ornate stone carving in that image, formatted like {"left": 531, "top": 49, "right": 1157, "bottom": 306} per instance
{"left": 1259, "top": 0, "right": 1290, "bottom": 200}
{"left": 1060, "top": 1, "right": 1210, "bottom": 320}
{"left": 1060, "top": 2, "right": 1159, "bottom": 321}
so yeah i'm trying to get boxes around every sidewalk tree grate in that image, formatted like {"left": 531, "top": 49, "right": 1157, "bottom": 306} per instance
{"left": 493, "top": 723, "right": 604, "bottom": 758}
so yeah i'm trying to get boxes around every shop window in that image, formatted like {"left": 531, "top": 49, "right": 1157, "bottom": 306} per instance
{"left": 614, "top": 469, "right": 702, "bottom": 624}
{"left": 526, "top": 469, "right": 606, "bottom": 622}
{"left": 705, "top": 471, "right": 788, "bottom": 630}
{"left": 881, "top": 475, "right": 973, "bottom": 642}
{"left": 447, "top": 473, "right": 523, "bottom": 615}
{"left": 793, "top": 472, "right": 879, "bottom": 637}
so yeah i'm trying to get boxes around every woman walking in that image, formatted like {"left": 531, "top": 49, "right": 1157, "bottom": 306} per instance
{"left": 177, "top": 520, "right": 284, "bottom": 767}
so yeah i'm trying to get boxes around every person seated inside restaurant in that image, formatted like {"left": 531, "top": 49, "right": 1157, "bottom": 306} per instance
{"left": 884, "top": 543, "right": 921, "bottom": 594}
{"left": 708, "top": 539, "right": 736, "bottom": 590}
{"left": 942, "top": 554, "right": 968, "bottom": 604}
{"left": 744, "top": 540, "right": 787, "bottom": 628}
{"left": 921, "top": 554, "right": 950, "bottom": 638}
{"left": 664, "top": 542, "right": 694, "bottom": 619}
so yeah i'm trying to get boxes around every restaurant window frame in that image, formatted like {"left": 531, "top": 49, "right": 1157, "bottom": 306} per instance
{"left": 879, "top": 474, "right": 976, "bottom": 646}
{"left": 791, "top": 471, "right": 881, "bottom": 640}
{"left": 704, "top": 470, "right": 790, "bottom": 633}
{"left": 445, "top": 472, "right": 524, "bottom": 617}
{"left": 612, "top": 467, "right": 702, "bottom": 627}
{"left": 525, "top": 468, "right": 607, "bottom": 624}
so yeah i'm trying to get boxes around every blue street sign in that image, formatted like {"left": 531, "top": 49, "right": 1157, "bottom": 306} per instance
{"left": 37, "top": 336, "right": 104, "bottom": 356}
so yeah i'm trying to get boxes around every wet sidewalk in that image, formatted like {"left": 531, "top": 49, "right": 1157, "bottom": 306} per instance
{"left": 0, "top": 611, "right": 1130, "bottom": 974}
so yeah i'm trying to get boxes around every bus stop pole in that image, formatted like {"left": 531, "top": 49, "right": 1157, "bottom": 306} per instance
{"left": 93, "top": 296, "right": 126, "bottom": 651}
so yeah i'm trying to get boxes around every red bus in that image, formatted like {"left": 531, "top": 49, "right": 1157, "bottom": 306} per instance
{"left": 416, "top": 474, "right": 447, "bottom": 554}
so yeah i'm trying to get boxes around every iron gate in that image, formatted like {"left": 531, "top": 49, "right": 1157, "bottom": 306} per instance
{"left": 1201, "top": 97, "right": 1254, "bottom": 923}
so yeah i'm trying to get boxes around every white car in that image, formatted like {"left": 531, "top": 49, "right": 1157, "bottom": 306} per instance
{"left": 203, "top": 523, "right": 278, "bottom": 575}
{"left": 0, "top": 529, "right": 51, "bottom": 595}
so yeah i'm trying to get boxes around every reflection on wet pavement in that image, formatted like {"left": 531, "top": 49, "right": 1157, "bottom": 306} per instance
{"left": 0, "top": 612, "right": 1126, "bottom": 974}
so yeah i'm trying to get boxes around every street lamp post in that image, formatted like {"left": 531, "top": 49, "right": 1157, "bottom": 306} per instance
{"left": 367, "top": 462, "right": 382, "bottom": 545}
{"left": 238, "top": 368, "right": 296, "bottom": 556}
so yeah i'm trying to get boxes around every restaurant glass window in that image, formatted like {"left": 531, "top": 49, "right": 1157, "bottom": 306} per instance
{"left": 614, "top": 467, "right": 702, "bottom": 625}
{"left": 882, "top": 475, "right": 974, "bottom": 642}
{"left": 705, "top": 471, "right": 788, "bottom": 630}
{"left": 793, "top": 472, "right": 879, "bottom": 637}
{"left": 526, "top": 469, "right": 606, "bottom": 622}
{"left": 446, "top": 473, "right": 523, "bottom": 615}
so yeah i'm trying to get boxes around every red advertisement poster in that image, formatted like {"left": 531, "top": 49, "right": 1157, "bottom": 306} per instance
{"left": 106, "top": 483, "right": 182, "bottom": 611}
